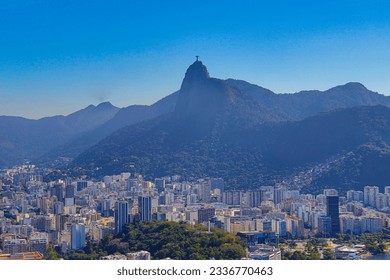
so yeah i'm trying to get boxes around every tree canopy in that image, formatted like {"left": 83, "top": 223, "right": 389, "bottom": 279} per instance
{"left": 65, "top": 221, "right": 246, "bottom": 260}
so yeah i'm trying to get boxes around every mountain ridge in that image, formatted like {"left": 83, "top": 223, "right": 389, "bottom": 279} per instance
{"left": 3, "top": 59, "right": 390, "bottom": 195}
{"left": 69, "top": 61, "right": 390, "bottom": 193}
{"left": 0, "top": 102, "right": 120, "bottom": 166}
{"left": 37, "top": 92, "right": 179, "bottom": 165}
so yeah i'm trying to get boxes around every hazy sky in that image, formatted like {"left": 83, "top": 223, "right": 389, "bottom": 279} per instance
{"left": 1, "top": 0, "right": 390, "bottom": 119}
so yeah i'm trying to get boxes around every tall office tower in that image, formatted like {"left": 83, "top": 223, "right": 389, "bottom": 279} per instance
{"left": 154, "top": 179, "right": 166, "bottom": 193}
{"left": 65, "top": 185, "right": 75, "bottom": 198}
{"left": 115, "top": 201, "right": 129, "bottom": 233}
{"left": 384, "top": 186, "right": 390, "bottom": 195}
{"left": 71, "top": 223, "right": 86, "bottom": 250}
{"left": 138, "top": 196, "right": 152, "bottom": 221}
{"left": 326, "top": 196, "right": 340, "bottom": 234}
{"left": 65, "top": 185, "right": 76, "bottom": 206}
{"left": 52, "top": 183, "right": 64, "bottom": 202}
{"left": 77, "top": 180, "right": 88, "bottom": 191}
{"left": 363, "top": 186, "right": 379, "bottom": 208}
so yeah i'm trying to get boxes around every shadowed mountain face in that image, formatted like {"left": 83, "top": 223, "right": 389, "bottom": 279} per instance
{"left": 174, "top": 61, "right": 287, "bottom": 130}
{"left": 175, "top": 61, "right": 231, "bottom": 119}
{"left": 71, "top": 61, "right": 390, "bottom": 192}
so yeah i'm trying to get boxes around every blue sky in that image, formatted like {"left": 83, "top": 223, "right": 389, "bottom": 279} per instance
{"left": 1, "top": 0, "right": 390, "bottom": 118}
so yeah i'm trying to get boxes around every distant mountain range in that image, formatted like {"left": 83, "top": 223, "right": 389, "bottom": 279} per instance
{"left": 37, "top": 92, "right": 179, "bottom": 165}
{"left": 0, "top": 102, "right": 120, "bottom": 166}
{"left": 2, "top": 60, "right": 390, "bottom": 193}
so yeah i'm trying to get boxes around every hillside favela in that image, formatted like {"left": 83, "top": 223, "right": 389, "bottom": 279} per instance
{"left": 1, "top": 60, "right": 390, "bottom": 260}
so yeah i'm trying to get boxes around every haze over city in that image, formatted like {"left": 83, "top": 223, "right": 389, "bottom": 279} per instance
{"left": 1, "top": 0, "right": 390, "bottom": 118}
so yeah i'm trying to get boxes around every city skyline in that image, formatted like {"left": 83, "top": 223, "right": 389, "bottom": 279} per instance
{"left": 2, "top": 0, "right": 390, "bottom": 118}
{"left": 1, "top": 164, "right": 389, "bottom": 260}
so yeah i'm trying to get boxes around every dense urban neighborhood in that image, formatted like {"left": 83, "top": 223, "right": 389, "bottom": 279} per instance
{"left": 1, "top": 164, "right": 389, "bottom": 260}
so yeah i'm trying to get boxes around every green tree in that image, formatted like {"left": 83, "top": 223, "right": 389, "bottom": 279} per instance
{"left": 322, "top": 249, "right": 335, "bottom": 260}
{"left": 44, "top": 245, "right": 61, "bottom": 260}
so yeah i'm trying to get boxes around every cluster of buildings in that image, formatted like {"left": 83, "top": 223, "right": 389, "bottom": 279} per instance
{"left": 1, "top": 165, "right": 390, "bottom": 259}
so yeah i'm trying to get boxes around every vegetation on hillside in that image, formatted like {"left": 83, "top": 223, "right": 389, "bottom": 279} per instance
{"left": 62, "top": 221, "right": 247, "bottom": 260}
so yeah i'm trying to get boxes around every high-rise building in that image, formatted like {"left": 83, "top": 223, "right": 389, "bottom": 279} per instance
{"left": 361, "top": 217, "right": 383, "bottom": 233}
{"left": 275, "top": 220, "right": 287, "bottom": 237}
{"left": 223, "top": 190, "right": 242, "bottom": 206}
{"left": 64, "top": 185, "right": 75, "bottom": 206}
{"left": 164, "top": 192, "right": 175, "bottom": 205}
{"left": 199, "top": 182, "right": 211, "bottom": 203}
{"left": 287, "top": 218, "right": 304, "bottom": 238}
{"left": 52, "top": 183, "right": 64, "bottom": 202}
{"left": 138, "top": 196, "right": 152, "bottom": 221}
{"left": 71, "top": 223, "right": 86, "bottom": 250}
{"left": 242, "top": 191, "right": 263, "bottom": 208}
{"left": 364, "top": 186, "right": 379, "bottom": 208}
{"left": 376, "top": 193, "right": 388, "bottom": 210}
{"left": 55, "top": 214, "right": 66, "bottom": 232}
{"left": 326, "top": 196, "right": 340, "bottom": 234}
{"left": 273, "top": 187, "right": 286, "bottom": 205}
{"left": 115, "top": 201, "right": 129, "bottom": 233}
{"left": 54, "top": 202, "right": 64, "bottom": 214}
{"left": 346, "top": 190, "right": 364, "bottom": 202}
{"left": 318, "top": 216, "right": 332, "bottom": 234}
{"left": 323, "top": 189, "right": 338, "bottom": 197}
{"left": 284, "top": 190, "right": 300, "bottom": 200}
{"left": 65, "top": 185, "right": 75, "bottom": 198}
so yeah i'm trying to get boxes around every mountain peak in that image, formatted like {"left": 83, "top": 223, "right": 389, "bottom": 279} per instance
{"left": 328, "top": 82, "right": 369, "bottom": 94}
{"left": 96, "top": 101, "right": 114, "bottom": 109}
{"left": 342, "top": 82, "right": 368, "bottom": 91}
{"left": 181, "top": 59, "right": 210, "bottom": 88}
{"left": 175, "top": 59, "right": 233, "bottom": 119}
